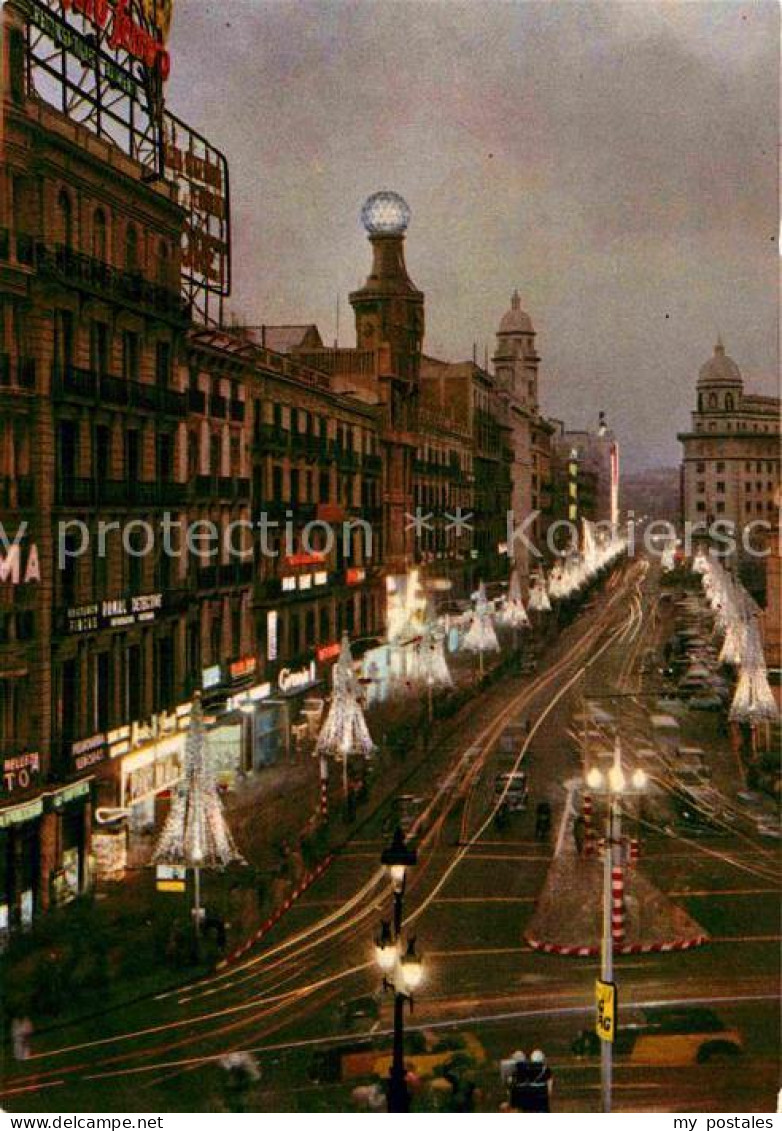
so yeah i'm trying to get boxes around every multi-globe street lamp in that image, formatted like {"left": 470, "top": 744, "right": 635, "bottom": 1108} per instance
{"left": 375, "top": 826, "right": 423, "bottom": 1112}
{"left": 585, "top": 746, "right": 647, "bottom": 1114}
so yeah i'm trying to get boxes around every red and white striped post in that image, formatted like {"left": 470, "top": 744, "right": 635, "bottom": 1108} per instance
{"left": 583, "top": 794, "right": 595, "bottom": 856}
{"left": 628, "top": 838, "right": 639, "bottom": 867}
{"left": 319, "top": 754, "right": 329, "bottom": 819}
{"left": 610, "top": 864, "right": 625, "bottom": 945}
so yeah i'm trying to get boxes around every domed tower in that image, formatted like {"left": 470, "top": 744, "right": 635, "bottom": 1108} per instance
{"left": 696, "top": 338, "right": 743, "bottom": 416}
{"left": 493, "top": 290, "right": 539, "bottom": 410}
{"left": 350, "top": 192, "right": 424, "bottom": 386}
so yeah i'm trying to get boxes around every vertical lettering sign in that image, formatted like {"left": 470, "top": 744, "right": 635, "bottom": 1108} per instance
{"left": 162, "top": 112, "right": 231, "bottom": 327}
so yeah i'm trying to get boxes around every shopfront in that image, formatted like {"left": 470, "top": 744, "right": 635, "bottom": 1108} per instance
{"left": 0, "top": 800, "right": 42, "bottom": 934}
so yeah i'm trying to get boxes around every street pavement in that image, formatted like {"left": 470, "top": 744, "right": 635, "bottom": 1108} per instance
{"left": 2, "top": 558, "right": 778, "bottom": 1114}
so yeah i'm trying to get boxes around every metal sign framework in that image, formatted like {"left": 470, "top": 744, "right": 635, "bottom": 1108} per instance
{"left": 21, "top": 0, "right": 231, "bottom": 327}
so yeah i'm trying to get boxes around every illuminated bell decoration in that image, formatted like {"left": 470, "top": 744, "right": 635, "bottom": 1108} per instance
{"left": 400, "top": 939, "right": 424, "bottom": 992}
{"left": 315, "top": 634, "right": 376, "bottom": 760}
{"left": 463, "top": 581, "right": 500, "bottom": 654}
{"left": 375, "top": 920, "right": 396, "bottom": 973}
{"left": 360, "top": 190, "right": 411, "bottom": 235}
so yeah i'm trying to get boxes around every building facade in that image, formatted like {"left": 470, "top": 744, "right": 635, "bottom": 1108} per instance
{"left": 678, "top": 340, "right": 780, "bottom": 594}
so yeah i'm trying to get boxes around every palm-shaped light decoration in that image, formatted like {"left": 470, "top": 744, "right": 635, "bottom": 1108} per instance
{"left": 154, "top": 694, "right": 245, "bottom": 941}
{"left": 729, "top": 617, "right": 778, "bottom": 725}
{"left": 463, "top": 581, "right": 500, "bottom": 677}
{"left": 528, "top": 571, "right": 552, "bottom": 614}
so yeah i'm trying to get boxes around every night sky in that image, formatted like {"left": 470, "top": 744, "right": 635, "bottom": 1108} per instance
{"left": 168, "top": 1, "right": 779, "bottom": 470}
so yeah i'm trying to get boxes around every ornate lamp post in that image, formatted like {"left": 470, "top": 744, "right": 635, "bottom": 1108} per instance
{"left": 586, "top": 746, "right": 646, "bottom": 1113}
{"left": 376, "top": 826, "right": 422, "bottom": 1112}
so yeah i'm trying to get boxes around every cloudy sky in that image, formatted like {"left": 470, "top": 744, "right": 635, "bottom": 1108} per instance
{"left": 168, "top": 0, "right": 778, "bottom": 471}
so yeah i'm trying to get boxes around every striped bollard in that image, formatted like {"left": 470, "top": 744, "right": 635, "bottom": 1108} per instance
{"left": 319, "top": 755, "right": 329, "bottom": 819}
{"left": 611, "top": 864, "right": 625, "bottom": 945}
{"left": 583, "top": 794, "right": 595, "bottom": 856}
{"left": 628, "top": 838, "right": 639, "bottom": 867}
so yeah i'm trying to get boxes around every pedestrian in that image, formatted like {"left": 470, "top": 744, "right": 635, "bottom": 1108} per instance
{"left": 573, "top": 814, "right": 586, "bottom": 855}
{"left": 535, "top": 801, "right": 551, "bottom": 840}
{"left": 525, "top": 1048, "right": 553, "bottom": 1112}
{"left": 11, "top": 1016, "right": 33, "bottom": 1061}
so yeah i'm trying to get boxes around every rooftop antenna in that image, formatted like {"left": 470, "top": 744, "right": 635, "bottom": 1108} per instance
{"left": 472, "top": 342, "right": 477, "bottom": 364}
{"left": 335, "top": 295, "right": 340, "bottom": 349}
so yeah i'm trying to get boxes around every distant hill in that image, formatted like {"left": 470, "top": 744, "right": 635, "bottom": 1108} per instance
{"left": 621, "top": 467, "right": 680, "bottom": 522}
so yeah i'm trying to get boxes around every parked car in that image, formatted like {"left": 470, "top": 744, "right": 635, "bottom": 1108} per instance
{"left": 572, "top": 1006, "right": 743, "bottom": 1065}
{"left": 494, "top": 771, "right": 529, "bottom": 812}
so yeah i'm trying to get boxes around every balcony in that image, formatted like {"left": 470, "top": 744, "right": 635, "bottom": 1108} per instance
{"left": 363, "top": 453, "right": 382, "bottom": 474}
{"left": 334, "top": 447, "right": 360, "bottom": 471}
{"left": 55, "top": 368, "right": 186, "bottom": 416}
{"left": 0, "top": 229, "right": 35, "bottom": 268}
{"left": 57, "top": 478, "right": 95, "bottom": 507}
{"left": 0, "top": 476, "right": 33, "bottom": 509}
{"left": 210, "top": 393, "right": 227, "bottom": 418}
{"left": 188, "top": 388, "right": 206, "bottom": 414}
{"left": 36, "top": 244, "right": 190, "bottom": 324}
{"left": 255, "top": 423, "right": 290, "bottom": 453}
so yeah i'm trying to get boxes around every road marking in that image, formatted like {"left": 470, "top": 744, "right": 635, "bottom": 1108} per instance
{"left": 669, "top": 887, "right": 778, "bottom": 898}
{"left": 433, "top": 896, "right": 537, "bottom": 904}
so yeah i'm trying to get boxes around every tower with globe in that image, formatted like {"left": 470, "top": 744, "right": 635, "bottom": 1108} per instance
{"left": 351, "top": 191, "right": 425, "bottom": 388}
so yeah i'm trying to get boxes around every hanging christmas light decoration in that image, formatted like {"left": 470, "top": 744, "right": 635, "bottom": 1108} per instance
{"left": 414, "top": 623, "right": 454, "bottom": 690}
{"left": 528, "top": 571, "right": 552, "bottom": 613}
{"left": 729, "top": 618, "right": 779, "bottom": 723}
{"left": 463, "top": 581, "right": 500, "bottom": 654}
{"left": 316, "top": 633, "right": 376, "bottom": 765}
{"left": 498, "top": 569, "right": 530, "bottom": 629}
{"left": 153, "top": 694, "right": 245, "bottom": 870}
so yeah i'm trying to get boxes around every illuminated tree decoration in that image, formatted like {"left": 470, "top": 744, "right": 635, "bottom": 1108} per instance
{"left": 316, "top": 634, "right": 376, "bottom": 761}
{"left": 413, "top": 623, "right": 454, "bottom": 689}
{"left": 153, "top": 694, "right": 244, "bottom": 868}
{"left": 463, "top": 582, "right": 500, "bottom": 654}
{"left": 729, "top": 618, "right": 779, "bottom": 723}
{"left": 528, "top": 571, "right": 552, "bottom": 613}
{"left": 499, "top": 569, "right": 530, "bottom": 629}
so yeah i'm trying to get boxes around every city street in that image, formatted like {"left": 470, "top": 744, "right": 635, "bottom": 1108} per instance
{"left": 2, "top": 558, "right": 778, "bottom": 1114}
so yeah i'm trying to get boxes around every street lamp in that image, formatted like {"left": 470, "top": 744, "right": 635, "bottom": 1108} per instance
{"left": 586, "top": 744, "right": 646, "bottom": 1115}
{"left": 381, "top": 824, "right": 417, "bottom": 935}
{"left": 376, "top": 826, "right": 422, "bottom": 1113}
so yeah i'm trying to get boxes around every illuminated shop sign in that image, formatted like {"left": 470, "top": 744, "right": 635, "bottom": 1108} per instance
{"left": 346, "top": 568, "right": 365, "bottom": 585}
{"left": 278, "top": 662, "right": 317, "bottom": 695}
{"left": 0, "top": 542, "right": 41, "bottom": 585}
{"left": 314, "top": 571, "right": 328, "bottom": 586}
{"left": 284, "top": 552, "right": 325, "bottom": 568}
{"left": 201, "top": 665, "right": 222, "bottom": 690}
{"left": 226, "top": 682, "right": 271, "bottom": 712}
{"left": 316, "top": 641, "right": 340, "bottom": 662}
{"left": 229, "top": 656, "right": 257, "bottom": 681}
{"left": 267, "top": 611, "right": 278, "bottom": 661}
{"left": 66, "top": 593, "right": 162, "bottom": 634}
{"left": 282, "top": 571, "right": 328, "bottom": 592}
{"left": 2, "top": 752, "right": 41, "bottom": 794}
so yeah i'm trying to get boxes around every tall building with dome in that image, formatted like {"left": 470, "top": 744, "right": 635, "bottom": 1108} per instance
{"left": 678, "top": 339, "right": 780, "bottom": 593}
{"left": 492, "top": 291, "right": 554, "bottom": 579}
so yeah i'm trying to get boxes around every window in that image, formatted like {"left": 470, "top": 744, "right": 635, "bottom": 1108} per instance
{"left": 696, "top": 462, "right": 705, "bottom": 473}
{"left": 95, "top": 652, "right": 111, "bottom": 732}
{"left": 716, "top": 502, "right": 725, "bottom": 514}
{"left": 696, "top": 482, "right": 705, "bottom": 493}
{"left": 122, "top": 330, "right": 139, "bottom": 382}
{"left": 155, "top": 341, "right": 171, "bottom": 387}
{"left": 716, "top": 482, "right": 725, "bottom": 493}
{"left": 696, "top": 501, "right": 706, "bottom": 513}
{"left": 188, "top": 430, "right": 199, "bottom": 477}
{"left": 725, "top": 393, "right": 734, "bottom": 411}
{"left": 58, "top": 189, "right": 73, "bottom": 248}
{"left": 716, "top": 461, "right": 725, "bottom": 473}
{"left": 708, "top": 393, "right": 717, "bottom": 409}
{"left": 90, "top": 321, "right": 110, "bottom": 375}
{"left": 156, "top": 240, "right": 169, "bottom": 286}
{"left": 125, "top": 223, "right": 139, "bottom": 272}
{"left": 319, "top": 470, "right": 330, "bottom": 503}
{"left": 92, "top": 208, "right": 107, "bottom": 261}
{"left": 54, "top": 309, "right": 75, "bottom": 371}
{"left": 210, "top": 432, "right": 221, "bottom": 476}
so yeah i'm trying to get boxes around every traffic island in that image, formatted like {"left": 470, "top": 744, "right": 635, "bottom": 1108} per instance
{"left": 524, "top": 849, "right": 708, "bottom": 957}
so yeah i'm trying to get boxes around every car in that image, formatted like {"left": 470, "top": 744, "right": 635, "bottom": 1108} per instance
{"left": 340, "top": 995, "right": 381, "bottom": 1029}
{"left": 494, "top": 771, "right": 529, "bottom": 812}
{"left": 572, "top": 1006, "right": 743, "bottom": 1066}
{"left": 688, "top": 693, "right": 723, "bottom": 711}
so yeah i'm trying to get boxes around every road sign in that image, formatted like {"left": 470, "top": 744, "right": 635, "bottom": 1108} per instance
{"left": 156, "top": 864, "right": 186, "bottom": 893}
{"left": 596, "top": 979, "right": 617, "bottom": 1042}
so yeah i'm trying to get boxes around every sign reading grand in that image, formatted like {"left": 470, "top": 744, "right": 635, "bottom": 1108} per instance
{"left": 60, "top": 0, "right": 172, "bottom": 77}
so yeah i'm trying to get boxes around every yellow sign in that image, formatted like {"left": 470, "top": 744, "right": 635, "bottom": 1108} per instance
{"left": 596, "top": 979, "right": 616, "bottom": 1042}
{"left": 156, "top": 880, "right": 185, "bottom": 893}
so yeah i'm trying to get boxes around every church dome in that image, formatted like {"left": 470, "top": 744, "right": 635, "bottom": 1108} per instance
{"left": 697, "top": 339, "right": 742, "bottom": 386}
{"left": 499, "top": 290, "right": 534, "bottom": 335}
